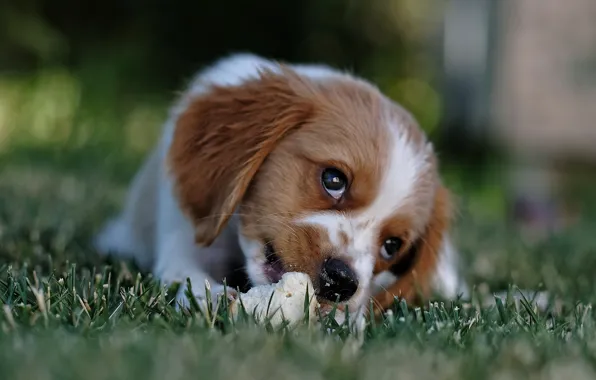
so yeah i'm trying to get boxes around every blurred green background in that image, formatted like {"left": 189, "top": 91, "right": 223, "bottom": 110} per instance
{"left": 0, "top": 0, "right": 446, "bottom": 145}
{"left": 0, "top": 0, "right": 448, "bottom": 158}
{"left": 1, "top": 0, "right": 596, "bottom": 296}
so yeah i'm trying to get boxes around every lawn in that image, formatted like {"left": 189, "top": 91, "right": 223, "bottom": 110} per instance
{"left": 2, "top": 72, "right": 596, "bottom": 379}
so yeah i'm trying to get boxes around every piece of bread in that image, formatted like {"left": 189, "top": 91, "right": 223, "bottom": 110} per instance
{"left": 229, "top": 272, "right": 319, "bottom": 328}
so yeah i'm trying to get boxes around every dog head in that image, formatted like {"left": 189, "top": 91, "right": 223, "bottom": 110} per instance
{"left": 168, "top": 64, "right": 450, "bottom": 316}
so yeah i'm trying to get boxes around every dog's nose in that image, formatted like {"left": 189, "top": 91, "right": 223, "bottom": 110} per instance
{"left": 318, "top": 258, "right": 359, "bottom": 302}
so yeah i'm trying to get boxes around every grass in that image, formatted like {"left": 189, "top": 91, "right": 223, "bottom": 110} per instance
{"left": 3, "top": 70, "right": 596, "bottom": 379}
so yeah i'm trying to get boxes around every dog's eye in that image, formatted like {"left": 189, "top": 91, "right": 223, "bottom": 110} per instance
{"left": 321, "top": 168, "right": 348, "bottom": 199}
{"left": 381, "top": 237, "right": 404, "bottom": 260}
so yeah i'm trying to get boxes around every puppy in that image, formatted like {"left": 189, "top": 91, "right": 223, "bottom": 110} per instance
{"left": 95, "top": 53, "right": 469, "bottom": 319}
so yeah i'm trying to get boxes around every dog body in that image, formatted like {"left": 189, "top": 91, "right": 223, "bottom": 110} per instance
{"left": 95, "top": 53, "right": 468, "bottom": 317}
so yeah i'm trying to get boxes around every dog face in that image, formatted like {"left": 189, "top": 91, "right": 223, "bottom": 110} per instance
{"left": 168, "top": 66, "right": 450, "bottom": 315}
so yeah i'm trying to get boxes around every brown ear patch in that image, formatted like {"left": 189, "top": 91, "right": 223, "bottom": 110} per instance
{"left": 372, "top": 185, "right": 452, "bottom": 314}
{"left": 168, "top": 68, "right": 316, "bottom": 246}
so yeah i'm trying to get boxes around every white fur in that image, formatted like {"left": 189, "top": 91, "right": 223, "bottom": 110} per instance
{"left": 94, "top": 52, "right": 467, "bottom": 312}
{"left": 432, "top": 235, "right": 470, "bottom": 299}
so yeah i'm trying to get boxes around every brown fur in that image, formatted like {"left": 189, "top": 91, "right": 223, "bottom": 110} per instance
{"left": 238, "top": 74, "right": 392, "bottom": 288}
{"left": 169, "top": 68, "right": 316, "bottom": 245}
{"left": 168, "top": 64, "right": 448, "bottom": 313}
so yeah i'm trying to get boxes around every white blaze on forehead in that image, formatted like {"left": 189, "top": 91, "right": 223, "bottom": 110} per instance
{"left": 360, "top": 120, "right": 435, "bottom": 233}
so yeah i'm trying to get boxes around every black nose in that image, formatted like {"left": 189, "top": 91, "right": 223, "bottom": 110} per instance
{"left": 318, "top": 258, "right": 359, "bottom": 302}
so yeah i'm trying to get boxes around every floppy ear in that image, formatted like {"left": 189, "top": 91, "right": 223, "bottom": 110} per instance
{"left": 168, "top": 68, "right": 316, "bottom": 246}
{"left": 372, "top": 185, "right": 452, "bottom": 313}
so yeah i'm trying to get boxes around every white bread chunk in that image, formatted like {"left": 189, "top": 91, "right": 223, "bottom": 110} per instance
{"left": 229, "top": 272, "right": 318, "bottom": 328}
